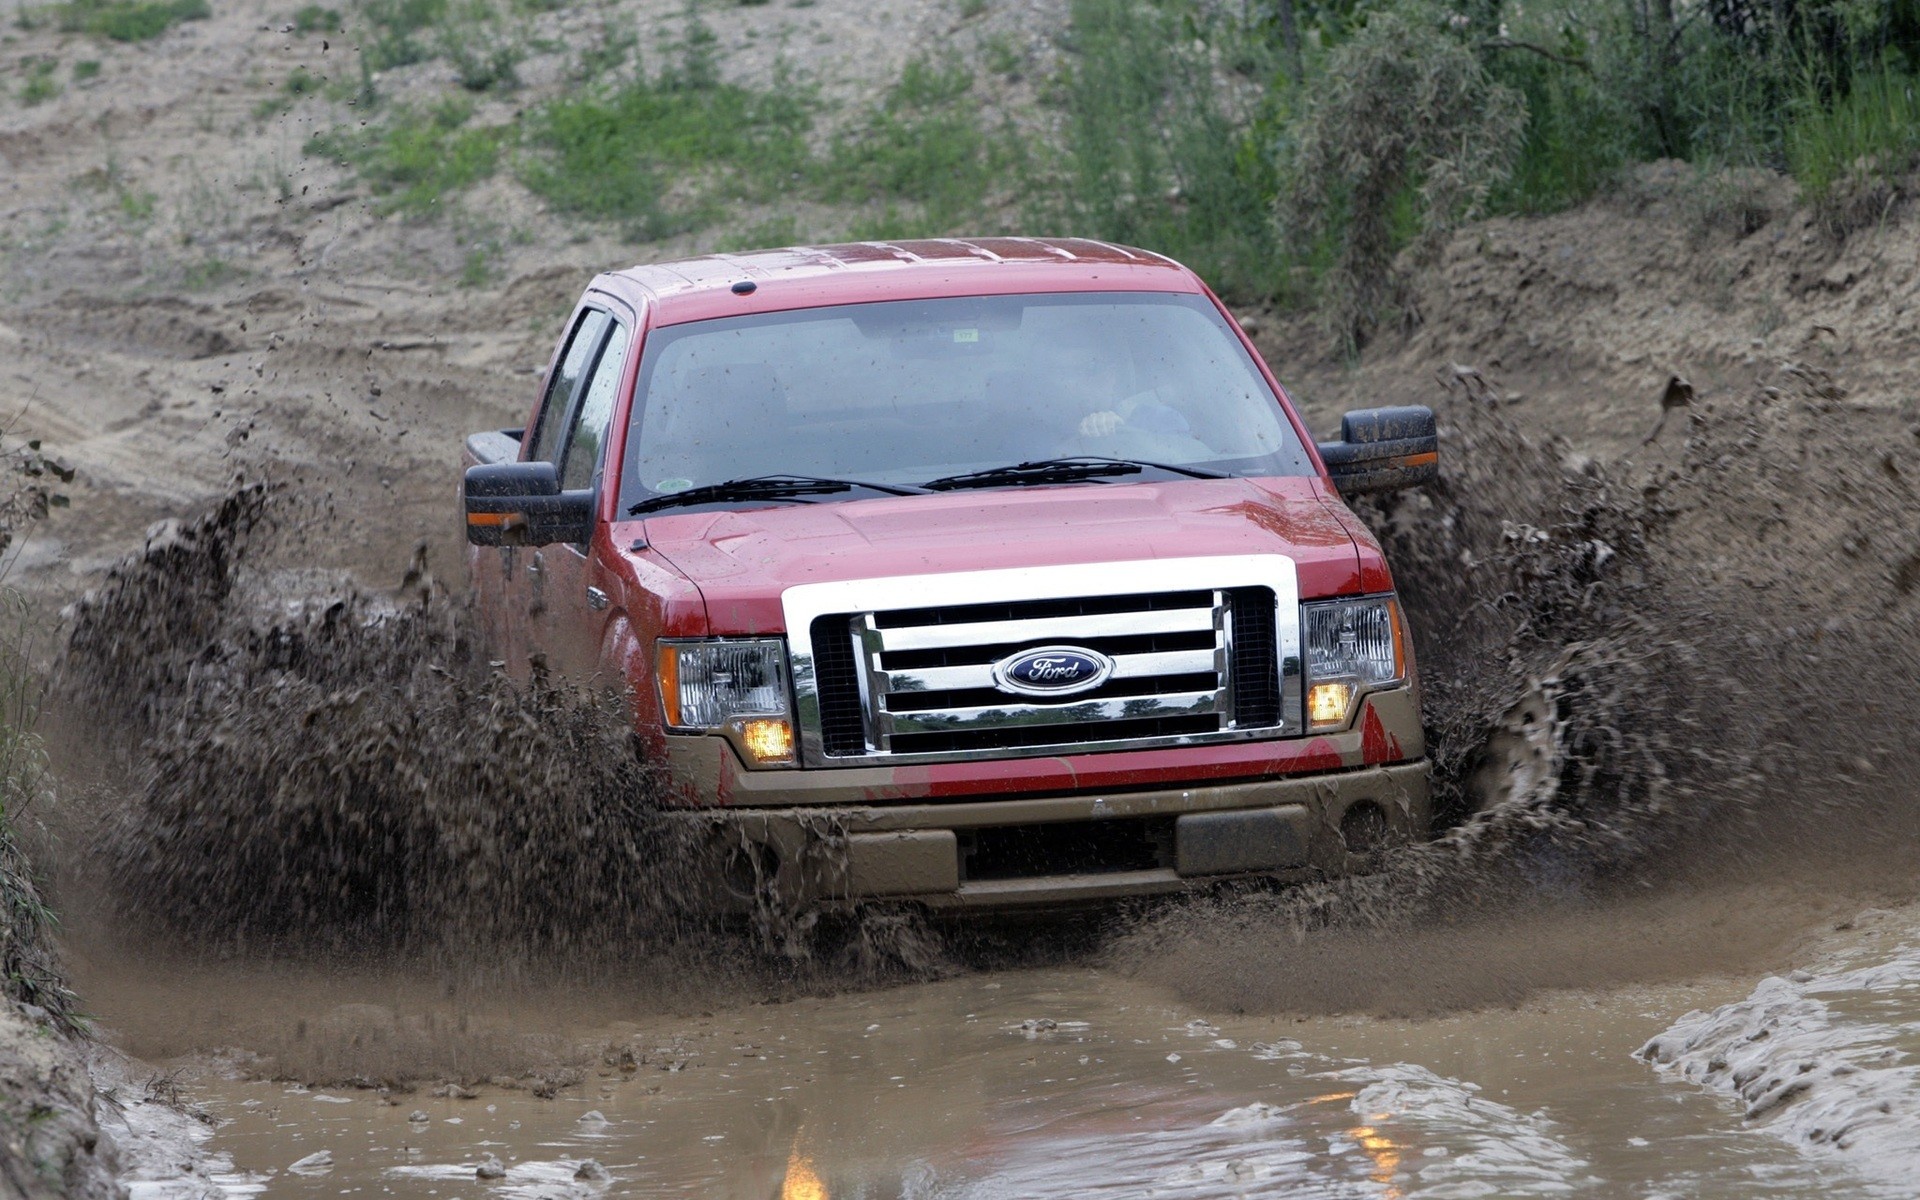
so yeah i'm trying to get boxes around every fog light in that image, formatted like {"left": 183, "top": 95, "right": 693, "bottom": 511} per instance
{"left": 1306, "top": 681, "right": 1355, "bottom": 729}
{"left": 740, "top": 717, "right": 795, "bottom": 764}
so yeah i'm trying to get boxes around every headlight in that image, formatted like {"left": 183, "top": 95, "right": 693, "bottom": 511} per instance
{"left": 1301, "top": 595, "right": 1406, "bottom": 731}
{"left": 657, "top": 638, "right": 796, "bottom": 766}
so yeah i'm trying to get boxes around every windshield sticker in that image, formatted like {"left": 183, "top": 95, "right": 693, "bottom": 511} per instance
{"left": 953, "top": 328, "right": 979, "bottom": 343}
{"left": 656, "top": 478, "right": 693, "bottom": 493}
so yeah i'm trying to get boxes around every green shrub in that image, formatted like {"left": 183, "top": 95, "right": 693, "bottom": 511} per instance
{"left": 1277, "top": 9, "right": 1525, "bottom": 346}
{"left": 291, "top": 2, "right": 339, "bottom": 31}
{"left": 824, "top": 58, "right": 1004, "bottom": 237}
{"left": 54, "top": 0, "right": 209, "bottom": 41}
{"left": 1788, "top": 66, "right": 1920, "bottom": 221}
{"left": 1046, "top": 0, "right": 1289, "bottom": 302}
{"left": 19, "top": 57, "right": 60, "bottom": 105}
{"left": 438, "top": 0, "right": 523, "bottom": 92}
{"left": 522, "top": 64, "right": 810, "bottom": 237}
{"left": 308, "top": 98, "right": 504, "bottom": 214}
{"left": 1486, "top": 40, "right": 1634, "bottom": 214}
{"left": 360, "top": 0, "right": 445, "bottom": 70}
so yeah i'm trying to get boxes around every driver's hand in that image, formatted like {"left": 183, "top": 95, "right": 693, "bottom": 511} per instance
{"left": 1078, "top": 410, "right": 1123, "bottom": 438}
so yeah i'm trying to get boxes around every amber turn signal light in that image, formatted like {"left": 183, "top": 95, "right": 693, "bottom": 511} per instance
{"left": 740, "top": 717, "right": 795, "bottom": 764}
{"left": 1306, "top": 681, "right": 1355, "bottom": 729}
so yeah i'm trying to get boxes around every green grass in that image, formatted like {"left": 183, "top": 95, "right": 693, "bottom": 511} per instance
{"left": 1787, "top": 67, "right": 1920, "bottom": 205}
{"left": 291, "top": 2, "right": 338, "bottom": 31}
{"left": 308, "top": 98, "right": 504, "bottom": 214}
{"left": 53, "top": 0, "right": 209, "bottom": 41}
{"left": 438, "top": 0, "right": 521, "bottom": 92}
{"left": 823, "top": 58, "right": 1004, "bottom": 238}
{"left": 522, "top": 66, "right": 811, "bottom": 238}
{"left": 1487, "top": 48, "right": 1633, "bottom": 214}
{"left": 19, "top": 57, "right": 59, "bottom": 105}
{"left": 1046, "top": 0, "right": 1289, "bottom": 302}
{"left": 359, "top": 0, "right": 444, "bottom": 70}
{"left": 72, "top": 59, "right": 101, "bottom": 80}
{"left": 256, "top": 64, "right": 322, "bottom": 116}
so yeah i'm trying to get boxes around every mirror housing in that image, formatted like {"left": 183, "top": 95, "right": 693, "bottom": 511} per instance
{"left": 465, "top": 461, "right": 593, "bottom": 546}
{"left": 1316, "top": 406, "right": 1439, "bottom": 496}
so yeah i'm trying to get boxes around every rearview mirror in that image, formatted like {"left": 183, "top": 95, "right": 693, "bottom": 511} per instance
{"left": 1316, "top": 406, "right": 1439, "bottom": 496}
{"left": 465, "top": 461, "right": 593, "bottom": 546}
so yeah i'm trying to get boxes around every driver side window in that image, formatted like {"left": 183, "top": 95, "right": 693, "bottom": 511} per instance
{"left": 528, "top": 309, "right": 611, "bottom": 464}
{"left": 560, "top": 322, "right": 632, "bottom": 491}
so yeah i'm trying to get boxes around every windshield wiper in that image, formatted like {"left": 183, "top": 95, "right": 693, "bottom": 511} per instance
{"left": 922, "top": 457, "right": 1230, "bottom": 492}
{"left": 628, "top": 474, "right": 928, "bottom": 516}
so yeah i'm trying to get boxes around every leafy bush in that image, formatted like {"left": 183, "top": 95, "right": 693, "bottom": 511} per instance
{"left": 1046, "top": 0, "right": 1291, "bottom": 302}
{"left": 1277, "top": 9, "right": 1525, "bottom": 346}
{"left": 54, "top": 0, "right": 209, "bottom": 41}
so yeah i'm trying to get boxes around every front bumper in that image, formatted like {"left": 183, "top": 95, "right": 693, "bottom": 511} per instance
{"left": 670, "top": 760, "right": 1430, "bottom": 912}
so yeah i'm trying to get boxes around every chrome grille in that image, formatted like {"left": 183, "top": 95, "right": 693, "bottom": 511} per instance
{"left": 784, "top": 558, "right": 1304, "bottom": 767}
{"left": 865, "top": 589, "right": 1227, "bottom": 756}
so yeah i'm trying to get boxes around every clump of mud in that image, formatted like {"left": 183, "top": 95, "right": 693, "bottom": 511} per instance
{"left": 57, "top": 485, "right": 705, "bottom": 963}
{"left": 1118, "top": 363, "right": 1920, "bottom": 1013}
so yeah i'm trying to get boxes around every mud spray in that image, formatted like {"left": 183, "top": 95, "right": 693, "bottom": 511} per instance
{"left": 41, "top": 357, "right": 1920, "bottom": 1082}
{"left": 1119, "top": 361, "right": 1920, "bottom": 1013}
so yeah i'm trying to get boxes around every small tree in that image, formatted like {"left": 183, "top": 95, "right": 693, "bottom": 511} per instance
{"left": 1278, "top": 8, "right": 1526, "bottom": 348}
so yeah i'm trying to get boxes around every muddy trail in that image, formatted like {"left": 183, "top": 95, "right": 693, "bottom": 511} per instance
{"left": 26, "top": 319, "right": 1920, "bottom": 1193}
{"left": 57, "top": 347, "right": 1920, "bottom": 978}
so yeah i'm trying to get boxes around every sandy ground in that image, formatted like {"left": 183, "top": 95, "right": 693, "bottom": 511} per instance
{"left": 6, "top": 0, "right": 1920, "bottom": 1194}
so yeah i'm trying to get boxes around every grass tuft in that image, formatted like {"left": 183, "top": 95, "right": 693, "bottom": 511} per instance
{"left": 824, "top": 58, "right": 1004, "bottom": 238}
{"left": 1046, "top": 0, "right": 1291, "bottom": 303}
{"left": 308, "top": 98, "right": 504, "bottom": 215}
{"left": 1787, "top": 66, "right": 1920, "bottom": 232}
{"left": 291, "top": 2, "right": 339, "bottom": 31}
{"left": 19, "top": 57, "right": 60, "bottom": 106}
{"left": 521, "top": 60, "right": 811, "bottom": 238}
{"left": 53, "top": 0, "right": 209, "bottom": 42}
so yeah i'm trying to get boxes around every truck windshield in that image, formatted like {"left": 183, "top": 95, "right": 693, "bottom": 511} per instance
{"left": 619, "top": 291, "right": 1314, "bottom": 511}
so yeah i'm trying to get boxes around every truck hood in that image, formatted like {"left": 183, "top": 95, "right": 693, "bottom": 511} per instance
{"left": 626, "top": 478, "right": 1369, "bottom": 635}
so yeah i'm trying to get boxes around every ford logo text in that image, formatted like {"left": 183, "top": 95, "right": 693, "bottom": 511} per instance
{"left": 991, "top": 646, "right": 1115, "bottom": 698}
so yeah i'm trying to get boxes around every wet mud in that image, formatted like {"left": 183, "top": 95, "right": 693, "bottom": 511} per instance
{"left": 54, "top": 486, "right": 712, "bottom": 966}
{"left": 1119, "top": 367, "right": 1920, "bottom": 1014}
{"left": 120, "top": 958, "right": 1909, "bottom": 1198}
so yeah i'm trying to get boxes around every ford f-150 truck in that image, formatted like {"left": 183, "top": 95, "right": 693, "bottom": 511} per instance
{"left": 463, "top": 238, "right": 1438, "bottom": 914}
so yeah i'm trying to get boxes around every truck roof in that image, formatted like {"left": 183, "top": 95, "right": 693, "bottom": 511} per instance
{"left": 594, "top": 238, "right": 1208, "bottom": 327}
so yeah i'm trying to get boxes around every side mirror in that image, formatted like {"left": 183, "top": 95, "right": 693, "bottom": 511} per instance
{"left": 465, "top": 461, "right": 593, "bottom": 546}
{"left": 1316, "top": 406, "right": 1439, "bottom": 496}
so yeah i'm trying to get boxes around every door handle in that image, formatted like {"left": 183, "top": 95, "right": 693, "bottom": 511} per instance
{"left": 528, "top": 556, "right": 543, "bottom": 577}
{"left": 586, "top": 586, "right": 609, "bottom": 611}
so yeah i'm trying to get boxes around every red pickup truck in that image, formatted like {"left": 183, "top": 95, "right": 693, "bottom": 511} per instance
{"left": 464, "top": 238, "right": 1436, "bottom": 914}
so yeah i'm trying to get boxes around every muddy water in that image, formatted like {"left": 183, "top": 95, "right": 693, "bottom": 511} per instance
{"left": 129, "top": 942, "right": 1912, "bottom": 1200}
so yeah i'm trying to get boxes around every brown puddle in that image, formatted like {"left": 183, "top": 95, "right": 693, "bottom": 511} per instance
{"left": 105, "top": 957, "right": 1893, "bottom": 1199}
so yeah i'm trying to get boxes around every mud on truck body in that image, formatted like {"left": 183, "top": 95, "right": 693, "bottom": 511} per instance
{"left": 464, "top": 239, "right": 1439, "bottom": 915}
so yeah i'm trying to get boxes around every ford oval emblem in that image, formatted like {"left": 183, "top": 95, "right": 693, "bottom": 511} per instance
{"left": 992, "top": 645, "right": 1115, "bottom": 697}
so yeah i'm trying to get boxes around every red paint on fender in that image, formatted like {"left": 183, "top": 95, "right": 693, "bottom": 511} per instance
{"left": 1361, "top": 703, "right": 1391, "bottom": 765}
